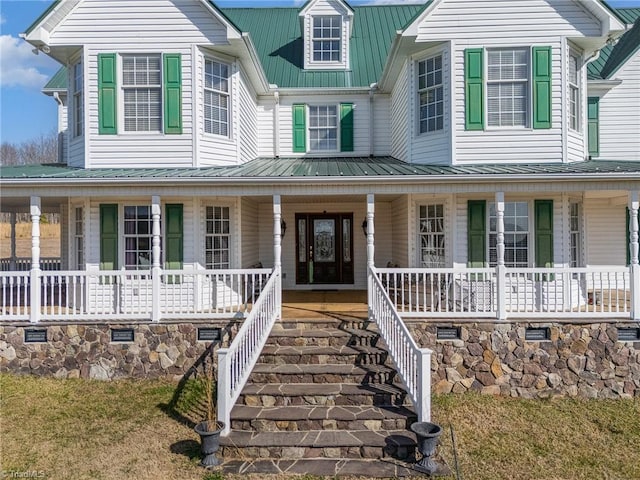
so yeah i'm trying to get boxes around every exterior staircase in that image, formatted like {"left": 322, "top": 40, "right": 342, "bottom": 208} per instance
{"left": 220, "top": 315, "right": 419, "bottom": 463}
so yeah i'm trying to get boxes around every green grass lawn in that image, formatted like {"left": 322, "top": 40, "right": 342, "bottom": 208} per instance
{"left": 1, "top": 374, "right": 639, "bottom": 480}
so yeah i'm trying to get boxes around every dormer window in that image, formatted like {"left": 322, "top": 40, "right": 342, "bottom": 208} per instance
{"left": 313, "top": 16, "right": 341, "bottom": 63}
{"left": 301, "top": 0, "right": 352, "bottom": 71}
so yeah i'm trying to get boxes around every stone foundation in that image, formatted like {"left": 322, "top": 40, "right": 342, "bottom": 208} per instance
{"left": 0, "top": 322, "right": 238, "bottom": 380}
{"left": 408, "top": 321, "right": 640, "bottom": 399}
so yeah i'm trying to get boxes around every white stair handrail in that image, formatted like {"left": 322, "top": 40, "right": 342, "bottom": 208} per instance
{"left": 369, "top": 266, "right": 432, "bottom": 422}
{"left": 217, "top": 267, "right": 281, "bottom": 436}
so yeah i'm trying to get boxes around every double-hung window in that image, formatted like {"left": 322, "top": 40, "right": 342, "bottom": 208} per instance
{"left": 73, "top": 61, "right": 83, "bottom": 137}
{"left": 313, "top": 16, "right": 341, "bottom": 62}
{"left": 568, "top": 52, "right": 580, "bottom": 131}
{"left": 419, "top": 204, "right": 445, "bottom": 267}
{"left": 487, "top": 48, "right": 529, "bottom": 127}
{"left": 124, "top": 206, "right": 153, "bottom": 269}
{"left": 309, "top": 105, "right": 338, "bottom": 152}
{"left": 569, "top": 202, "right": 582, "bottom": 267}
{"left": 418, "top": 55, "right": 444, "bottom": 134}
{"left": 74, "top": 207, "right": 84, "bottom": 269}
{"left": 204, "top": 59, "right": 229, "bottom": 136}
{"left": 122, "top": 54, "right": 162, "bottom": 132}
{"left": 205, "top": 206, "right": 230, "bottom": 269}
{"left": 489, "top": 201, "right": 529, "bottom": 267}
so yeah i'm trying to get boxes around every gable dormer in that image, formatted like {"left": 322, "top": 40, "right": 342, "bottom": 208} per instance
{"left": 300, "top": 0, "right": 354, "bottom": 71}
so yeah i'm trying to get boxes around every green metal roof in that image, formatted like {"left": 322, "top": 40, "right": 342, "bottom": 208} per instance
{"left": 588, "top": 7, "right": 640, "bottom": 80}
{"left": 221, "top": 5, "right": 425, "bottom": 88}
{"left": 3, "top": 158, "right": 640, "bottom": 182}
{"left": 43, "top": 66, "right": 68, "bottom": 91}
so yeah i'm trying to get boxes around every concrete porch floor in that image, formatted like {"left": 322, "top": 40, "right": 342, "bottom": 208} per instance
{"left": 281, "top": 290, "right": 368, "bottom": 320}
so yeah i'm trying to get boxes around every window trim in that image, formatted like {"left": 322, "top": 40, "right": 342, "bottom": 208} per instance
{"left": 568, "top": 50, "right": 581, "bottom": 132}
{"left": 485, "top": 47, "right": 531, "bottom": 129}
{"left": 569, "top": 201, "right": 583, "bottom": 268}
{"left": 204, "top": 205, "right": 232, "bottom": 270}
{"left": 120, "top": 53, "right": 163, "bottom": 134}
{"left": 311, "top": 15, "right": 342, "bottom": 64}
{"left": 73, "top": 206, "right": 84, "bottom": 269}
{"left": 488, "top": 200, "right": 532, "bottom": 268}
{"left": 307, "top": 104, "right": 340, "bottom": 153}
{"left": 73, "top": 61, "right": 83, "bottom": 138}
{"left": 203, "top": 56, "right": 231, "bottom": 138}
{"left": 418, "top": 203, "right": 446, "bottom": 268}
{"left": 417, "top": 54, "right": 444, "bottom": 135}
{"left": 122, "top": 204, "right": 157, "bottom": 270}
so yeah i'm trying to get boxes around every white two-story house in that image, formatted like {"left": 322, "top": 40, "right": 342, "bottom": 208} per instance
{"left": 2, "top": 0, "right": 640, "bottom": 445}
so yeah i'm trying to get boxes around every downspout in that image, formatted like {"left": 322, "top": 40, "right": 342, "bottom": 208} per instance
{"left": 273, "top": 88, "right": 280, "bottom": 158}
{"left": 53, "top": 92, "right": 65, "bottom": 163}
{"left": 369, "top": 83, "right": 377, "bottom": 157}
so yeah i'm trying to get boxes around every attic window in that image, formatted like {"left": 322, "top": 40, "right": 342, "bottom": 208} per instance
{"left": 313, "top": 16, "right": 341, "bottom": 62}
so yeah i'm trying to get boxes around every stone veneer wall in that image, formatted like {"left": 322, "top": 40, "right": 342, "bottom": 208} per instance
{"left": 0, "top": 322, "right": 238, "bottom": 380}
{"left": 408, "top": 321, "right": 640, "bottom": 399}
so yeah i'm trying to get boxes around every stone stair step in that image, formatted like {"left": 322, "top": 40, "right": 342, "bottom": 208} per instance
{"left": 230, "top": 405, "right": 417, "bottom": 432}
{"left": 249, "top": 362, "right": 397, "bottom": 384}
{"left": 237, "top": 382, "right": 411, "bottom": 407}
{"left": 220, "top": 429, "right": 417, "bottom": 460}
{"left": 258, "top": 344, "right": 388, "bottom": 365}
{"left": 266, "top": 326, "right": 379, "bottom": 348}
{"left": 221, "top": 458, "right": 425, "bottom": 478}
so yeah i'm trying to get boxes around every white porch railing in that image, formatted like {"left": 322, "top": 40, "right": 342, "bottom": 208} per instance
{"left": 217, "top": 267, "right": 281, "bottom": 436}
{"left": 376, "top": 266, "right": 633, "bottom": 319}
{"left": 0, "top": 257, "right": 61, "bottom": 271}
{"left": 0, "top": 267, "right": 271, "bottom": 322}
{"left": 369, "top": 267, "right": 432, "bottom": 422}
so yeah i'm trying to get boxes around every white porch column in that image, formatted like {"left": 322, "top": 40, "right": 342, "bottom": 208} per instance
{"left": 10, "top": 212, "right": 17, "bottom": 270}
{"left": 629, "top": 191, "right": 640, "bottom": 321}
{"left": 273, "top": 195, "right": 282, "bottom": 271}
{"left": 273, "top": 195, "right": 283, "bottom": 319}
{"left": 495, "top": 192, "right": 507, "bottom": 320}
{"left": 151, "top": 196, "right": 162, "bottom": 322}
{"left": 366, "top": 194, "right": 375, "bottom": 268}
{"left": 30, "top": 197, "right": 41, "bottom": 323}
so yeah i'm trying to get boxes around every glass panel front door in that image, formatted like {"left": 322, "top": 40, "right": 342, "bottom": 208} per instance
{"left": 296, "top": 213, "right": 353, "bottom": 285}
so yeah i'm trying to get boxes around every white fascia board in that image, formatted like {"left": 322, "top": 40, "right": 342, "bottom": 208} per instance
{"left": 239, "top": 34, "right": 271, "bottom": 95}
{"left": 274, "top": 87, "right": 371, "bottom": 96}
{"left": 200, "top": 0, "right": 243, "bottom": 40}
{"left": 3, "top": 173, "right": 640, "bottom": 191}
{"left": 299, "top": 0, "right": 355, "bottom": 17}
{"left": 401, "top": 0, "right": 443, "bottom": 38}
{"left": 587, "top": 78, "right": 623, "bottom": 96}
{"left": 580, "top": 0, "right": 626, "bottom": 34}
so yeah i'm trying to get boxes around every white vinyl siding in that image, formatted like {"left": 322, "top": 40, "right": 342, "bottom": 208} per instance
{"left": 237, "top": 66, "right": 258, "bottom": 163}
{"left": 584, "top": 198, "right": 627, "bottom": 266}
{"left": 390, "top": 60, "right": 411, "bottom": 161}
{"left": 53, "top": 0, "right": 231, "bottom": 168}
{"left": 391, "top": 196, "right": 409, "bottom": 267}
{"left": 413, "top": 0, "right": 601, "bottom": 164}
{"left": 240, "top": 198, "right": 260, "bottom": 267}
{"left": 597, "top": 52, "right": 640, "bottom": 161}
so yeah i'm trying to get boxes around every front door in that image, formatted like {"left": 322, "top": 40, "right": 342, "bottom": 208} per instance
{"left": 295, "top": 213, "right": 354, "bottom": 285}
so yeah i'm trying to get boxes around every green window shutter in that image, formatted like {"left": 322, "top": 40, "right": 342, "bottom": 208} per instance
{"left": 165, "top": 204, "right": 184, "bottom": 270}
{"left": 535, "top": 200, "right": 554, "bottom": 268}
{"left": 587, "top": 97, "right": 599, "bottom": 157}
{"left": 467, "top": 200, "right": 486, "bottom": 267}
{"left": 163, "top": 54, "right": 182, "bottom": 134}
{"left": 292, "top": 104, "right": 306, "bottom": 153}
{"left": 340, "top": 103, "right": 354, "bottom": 152}
{"left": 465, "top": 48, "right": 484, "bottom": 131}
{"left": 100, "top": 204, "right": 118, "bottom": 270}
{"left": 532, "top": 46, "right": 552, "bottom": 129}
{"left": 98, "top": 53, "right": 117, "bottom": 134}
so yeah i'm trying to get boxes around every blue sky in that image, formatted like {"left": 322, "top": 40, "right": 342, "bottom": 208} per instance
{"left": 1, "top": 0, "right": 638, "bottom": 144}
